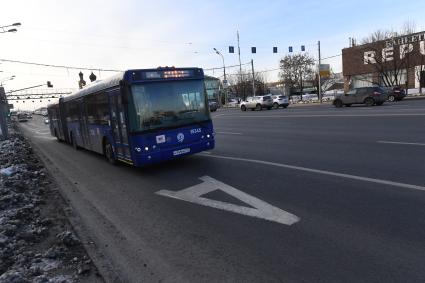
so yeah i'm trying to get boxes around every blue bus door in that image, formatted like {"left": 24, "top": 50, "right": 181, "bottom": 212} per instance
{"left": 77, "top": 99, "right": 91, "bottom": 149}
{"left": 108, "top": 89, "right": 131, "bottom": 162}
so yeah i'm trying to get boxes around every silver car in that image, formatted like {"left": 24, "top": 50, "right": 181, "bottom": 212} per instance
{"left": 333, "top": 87, "right": 388, "bottom": 107}
{"left": 271, "top": 95, "right": 289, "bottom": 109}
{"left": 240, "top": 95, "right": 273, "bottom": 111}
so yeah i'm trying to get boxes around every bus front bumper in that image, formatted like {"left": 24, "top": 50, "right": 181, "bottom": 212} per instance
{"left": 132, "top": 139, "right": 215, "bottom": 166}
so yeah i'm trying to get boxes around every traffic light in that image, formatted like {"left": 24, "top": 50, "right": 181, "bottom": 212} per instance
{"left": 289, "top": 46, "right": 293, "bottom": 53}
{"left": 229, "top": 46, "right": 234, "bottom": 53}
{"left": 273, "top": 47, "right": 278, "bottom": 53}
{"left": 47, "top": 81, "right": 53, "bottom": 88}
{"left": 301, "top": 45, "right": 305, "bottom": 51}
{"left": 251, "top": 47, "right": 256, "bottom": 53}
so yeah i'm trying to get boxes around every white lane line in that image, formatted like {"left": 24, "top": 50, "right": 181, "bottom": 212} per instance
{"left": 156, "top": 176, "right": 300, "bottom": 225}
{"left": 214, "top": 113, "right": 425, "bottom": 118}
{"left": 377, "top": 141, "right": 425, "bottom": 146}
{"left": 215, "top": 131, "right": 243, "bottom": 135}
{"left": 212, "top": 114, "right": 227, "bottom": 118}
{"left": 199, "top": 154, "right": 425, "bottom": 192}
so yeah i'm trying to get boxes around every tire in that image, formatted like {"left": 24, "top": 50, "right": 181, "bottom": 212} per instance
{"left": 70, "top": 133, "right": 78, "bottom": 150}
{"left": 241, "top": 105, "right": 247, "bottom": 111}
{"left": 388, "top": 95, "right": 395, "bottom": 102}
{"left": 272, "top": 102, "right": 279, "bottom": 109}
{"left": 334, "top": 100, "right": 343, "bottom": 108}
{"left": 364, "top": 97, "right": 374, "bottom": 107}
{"left": 255, "top": 104, "right": 262, "bottom": 111}
{"left": 104, "top": 140, "right": 117, "bottom": 165}
{"left": 54, "top": 130, "right": 61, "bottom": 142}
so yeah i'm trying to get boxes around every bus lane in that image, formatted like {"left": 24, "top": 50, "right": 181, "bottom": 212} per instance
{"left": 18, "top": 116, "right": 425, "bottom": 283}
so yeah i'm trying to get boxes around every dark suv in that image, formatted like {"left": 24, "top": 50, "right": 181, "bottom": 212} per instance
{"left": 333, "top": 87, "right": 388, "bottom": 107}
{"left": 384, "top": 86, "right": 406, "bottom": 102}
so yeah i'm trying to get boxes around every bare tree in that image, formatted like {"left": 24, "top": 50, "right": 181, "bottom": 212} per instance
{"left": 279, "top": 53, "right": 315, "bottom": 99}
{"left": 227, "top": 71, "right": 269, "bottom": 100}
{"left": 361, "top": 21, "right": 417, "bottom": 44}
{"left": 361, "top": 29, "right": 394, "bottom": 45}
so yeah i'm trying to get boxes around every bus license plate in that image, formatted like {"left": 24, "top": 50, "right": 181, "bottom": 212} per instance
{"left": 173, "top": 148, "right": 190, "bottom": 156}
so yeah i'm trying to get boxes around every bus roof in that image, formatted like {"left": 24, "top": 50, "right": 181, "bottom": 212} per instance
{"left": 62, "top": 72, "right": 124, "bottom": 103}
{"left": 60, "top": 67, "right": 203, "bottom": 103}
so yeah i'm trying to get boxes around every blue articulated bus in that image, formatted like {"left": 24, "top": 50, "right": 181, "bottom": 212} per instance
{"left": 47, "top": 67, "right": 215, "bottom": 166}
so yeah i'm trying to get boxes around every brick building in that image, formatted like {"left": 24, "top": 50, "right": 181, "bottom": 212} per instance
{"left": 342, "top": 31, "right": 425, "bottom": 91}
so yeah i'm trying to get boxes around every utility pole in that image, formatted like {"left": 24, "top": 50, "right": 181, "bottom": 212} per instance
{"left": 251, "top": 59, "right": 255, "bottom": 97}
{"left": 318, "top": 40, "right": 322, "bottom": 103}
{"left": 237, "top": 31, "right": 246, "bottom": 100}
{"left": 237, "top": 31, "right": 242, "bottom": 75}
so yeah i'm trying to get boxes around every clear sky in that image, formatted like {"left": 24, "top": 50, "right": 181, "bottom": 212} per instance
{"left": 2, "top": 0, "right": 425, "bottom": 110}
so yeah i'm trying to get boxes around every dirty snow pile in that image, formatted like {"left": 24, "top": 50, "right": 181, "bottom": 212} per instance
{"left": 0, "top": 128, "right": 101, "bottom": 283}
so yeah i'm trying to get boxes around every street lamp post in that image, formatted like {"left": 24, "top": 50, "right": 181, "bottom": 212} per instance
{"left": 0, "top": 22, "right": 21, "bottom": 34}
{"left": 213, "top": 48, "right": 227, "bottom": 106}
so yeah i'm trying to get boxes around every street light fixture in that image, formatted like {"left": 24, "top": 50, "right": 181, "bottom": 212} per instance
{"left": 0, "top": 76, "right": 16, "bottom": 86}
{"left": 1, "top": 22, "right": 21, "bottom": 34}
{"left": 213, "top": 48, "right": 227, "bottom": 105}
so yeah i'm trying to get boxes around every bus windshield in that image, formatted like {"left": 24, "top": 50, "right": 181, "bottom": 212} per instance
{"left": 130, "top": 80, "right": 209, "bottom": 132}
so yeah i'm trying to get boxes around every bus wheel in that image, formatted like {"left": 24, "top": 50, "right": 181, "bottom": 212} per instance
{"left": 104, "top": 141, "right": 117, "bottom": 165}
{"left": 71, "top": 133, "right": 78, "bottom": 150}
{"left": 54, "top": 130, "right": 61, "bottom": 142}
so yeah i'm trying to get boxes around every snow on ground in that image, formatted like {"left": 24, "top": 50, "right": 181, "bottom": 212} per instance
{"left": 0, "top": 124, "right": 103, "bottom": 283}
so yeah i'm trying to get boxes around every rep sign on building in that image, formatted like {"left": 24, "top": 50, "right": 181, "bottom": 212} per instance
{"left": 342, "top": 31, "right": 425, "bottom": 91}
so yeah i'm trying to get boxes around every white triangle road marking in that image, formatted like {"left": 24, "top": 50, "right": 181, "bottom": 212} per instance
{"left": 155, "top": 176, "right": 300, "bottom": 226}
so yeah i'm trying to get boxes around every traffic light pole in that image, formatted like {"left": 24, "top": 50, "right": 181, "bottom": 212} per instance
{"left": 318, "top": 40, "right": 322, "bottom": 104}
{"left": 251, "top": 59, "right": 256, "bottom": 97}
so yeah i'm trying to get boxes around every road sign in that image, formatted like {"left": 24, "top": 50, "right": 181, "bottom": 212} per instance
{"left": 319, "top": 64, "right": 330, "bottom": 78}
{"left": 156, "top": 176, "right": 300, "bottom": 225}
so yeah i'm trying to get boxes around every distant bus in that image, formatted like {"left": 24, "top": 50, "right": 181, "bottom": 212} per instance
{"left": 48, "top": 67, "right": 215, "bottom": 166}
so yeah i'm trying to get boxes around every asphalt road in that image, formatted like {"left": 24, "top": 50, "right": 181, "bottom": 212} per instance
{"left": 19, "top": 99, "right": 425, "bottom": 282}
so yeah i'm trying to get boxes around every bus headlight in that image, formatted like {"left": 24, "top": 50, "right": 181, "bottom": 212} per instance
{"left": 144, "top": 146, "right": 149, "bottom": 151}
{"left": 135, "top": 147, "right": 141, "bottom": 152}
{"left": 206, "top": 134, "right": 210, "bottom": 138}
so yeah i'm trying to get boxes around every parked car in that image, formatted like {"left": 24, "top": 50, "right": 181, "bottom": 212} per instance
{"left": 333, "top": 87, "right": 388, "bottom": 107}
{"left": 17, "top": 113, "right": 29, "bottom": 122}
{"left": 240, "top": 95, "right": 273, "bottom": 111}
{"left": 383, "top": 86, "right": 406, "bottom": 102}
{"left": 271, "top": 95, "right": 289, "bottom": 109}
{"left": 208, "top": 100, "right": 219, "bottom": 112}
{"left": 227, "top": 98, "right": 240, "bottom": 107}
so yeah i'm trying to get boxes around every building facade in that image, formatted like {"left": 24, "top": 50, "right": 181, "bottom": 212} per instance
{"left": 342, "top": 31, "right": 425, "bottom": 91}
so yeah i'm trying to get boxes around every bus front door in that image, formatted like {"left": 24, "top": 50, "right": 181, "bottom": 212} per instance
{"left": 108, "top": 89, "right": 132, "bottom": 163}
